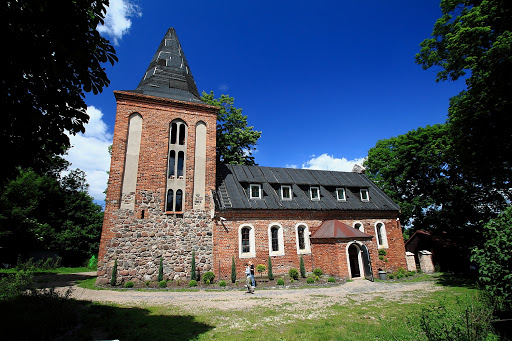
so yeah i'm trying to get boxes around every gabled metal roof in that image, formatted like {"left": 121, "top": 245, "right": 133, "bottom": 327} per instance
{"left": 311, "top": 220, "right": 373, "bottom": 239}
{"left": 215, "top": 164, "right": 400, "bottom": 212}
{"left": 124, "top": 28, "right": 202, "bottom": 103}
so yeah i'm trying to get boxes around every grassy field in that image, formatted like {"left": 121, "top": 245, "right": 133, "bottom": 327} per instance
{"left": 0, "top": 270, "right": 502, "bottom": 340}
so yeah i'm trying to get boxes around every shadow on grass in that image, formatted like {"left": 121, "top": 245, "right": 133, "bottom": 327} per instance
{"left": 433, "top": 272, "right": 479, "bottom": 289}
{"left": 31, "top": 272, "right": 97, "bottom": 289}
{"left": 0, "top": 293, "right": 214, "bottom": 341}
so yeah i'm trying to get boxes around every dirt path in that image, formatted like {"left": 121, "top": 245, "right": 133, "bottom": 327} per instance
{"left": 43, "top": 272, "right": 441, "bottom": 312}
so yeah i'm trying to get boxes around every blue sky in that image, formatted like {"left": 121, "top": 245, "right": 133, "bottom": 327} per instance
{"left": 66, "top": 0, "right": 467, "bottom": 204}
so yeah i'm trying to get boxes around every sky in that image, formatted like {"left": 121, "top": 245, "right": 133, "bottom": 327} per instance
{"left": 66, "top": 0, "right": 468, "bottom": 205}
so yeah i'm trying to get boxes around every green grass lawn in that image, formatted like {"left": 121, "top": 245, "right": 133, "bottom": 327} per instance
{"left": 0, "top": 271, "right": 501, "bottom": 340}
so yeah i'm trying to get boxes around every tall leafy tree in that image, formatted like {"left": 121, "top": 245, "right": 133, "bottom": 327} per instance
{"left": 365, "top": 124, "right": 508, "bottom": 246}
{"left": 1, "top": 0, "right": 117, "bottom": 183}
{"left": 0, "top": 165, "right": 103, "bottom": 265}
{"left": 201, "top": 91, "right": 261, "bottom": 165}
{"left": 415, "top": 0, "right": 512, "bottom": 190}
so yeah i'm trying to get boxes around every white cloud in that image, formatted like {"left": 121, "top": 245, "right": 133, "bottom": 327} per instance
{"left": 97, "top": 0, "right": 142, "bottom": 45}
{"left": 65, "top": 106, "right": 112, "bottom": 203}
{"left": 302, "top": 153, "right": 366, "bottom": 172}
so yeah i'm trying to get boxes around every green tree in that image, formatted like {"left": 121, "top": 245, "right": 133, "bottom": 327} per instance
{"left": 471, "top": 205, "right": 512, "bottom": 311}
{"left": 416, "top": 0, "right": 512, "bottom": 191}
{"left": 1, "top": 0, "right": 117, "bottom": 182}
{"left": 231, "top": 256, "right": 237, "bottom": 283}
{"left": 365, "top": 124, "right": 508, "bottom": 248}
{"left": 158, "top": 257, "right": 164, "bottom": 282}
{"left": 267, "top": 256, "right": 274, "bottom": 280}
{"left": 201, "top": 91, "right": 261, "bottom": 165}
{"left": 0, "top": 165, "right": 103, "bottom": 265}
{"left": 299, "top": 255, "right": 306, "bottom": 278}
{"left": 190, "top": 251, "right": 197, "bottom": 281}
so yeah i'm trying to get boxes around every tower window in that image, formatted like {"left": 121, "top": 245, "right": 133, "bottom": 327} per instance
{"left": 166, "top": 189, "right": 174, "bottom": 211}
{"left": 177, "top": 151, "right": 184, "bottom": 177}
{"left": 175, "top": 189, "right": 183, "bottom": 212}
{"left": 168, "top": 150, "right": 175, "bottom": 177}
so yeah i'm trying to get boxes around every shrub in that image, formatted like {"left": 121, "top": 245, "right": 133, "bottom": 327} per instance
{"left": 219, "top": 280, "right": 226, "bottom": 287}
{"left": 158, "top": 280, "right": 167, "bottom": 288}
{"left": 277, "top": 278, "right": 285, "bottom": 285}
{"left": 203, "top": 271, "right": 215, "bottom": 284}
{"left": 231, "top": 256, "right": 236, "bottom": 283}
{"left": 267, "top": 256, "right": 274, "bottom": 280}
{"left": 290, "top": 278, "right": 294, "bottom": 283}
{"left": 110, "top": 259, "right": 118, "bottom": 286}
{"left": 124, "top": 281, "right": 134, "bottom": 288}
{"left": 190, "top": 251, "right": 197, "bottom": 281}
{"left": 472, "top": 205, "right": 512, "bottom": 311}
{"left": 417, "top": 294, "right": 495, "bottom": 340}
{"left": 188, "top": 280, "right": 197, "bottom": 287}
{"left": 379, "top": 255, "right": 385, "bottom": 260}
{"left": 288, "top": 268, "right": 299, "bottom": 280}
{"left": 388, "top": 274, "right": 395, "bottom": 279}
{"left": 306, "top": 276, "right": 315, "bottom": 284}
{"left": 313, "top": 268, "right": 323, "bottom": 277}
{"left": 87, "top": 255, "right": 97, "bottom": 270}
{"left": 158, "top": 257, "right": 164, "bottom": 282}
{"left": 328, "top": 277, "right": 335, "bottom": 283}
{"left": 299, "top": 255, "right": 306, "bottom": 278}
{"left": 406, "top": 270, "right": 415, "bottom": 277}
{"left": 0, "top": 270, "right": 33, "bottom": 301}
{"left": 315, "top": 276, "right": 319, "bottom": 281}
{"left": 396, "top": 273, "right": 404, "bottom": 279}
{"left": 256, "top": 264, "right": 266, "bottom": 277}
{"left": 378, "top": 249, "right": 387, "bottom": 256}
{"left": 397, "top": 267, "right": 406, "bottom": 275}
{"left": 145, "top": 281, "right": 150, "bottom": 287}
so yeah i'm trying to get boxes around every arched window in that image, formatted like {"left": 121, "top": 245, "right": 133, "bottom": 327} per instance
{"left": 295, "top": 224, "right": 311, "bottom": 254}
{"left": 177, "top": 151, "right": 184, "bottom": 177}
{"left": 297, "top": 225, "right": 306, "bottom": 250}
{"left": 353, "top": 222, "right": 364, "bottom": 232}
{"left": 239, "top": 224, "right": 256, "bottom": 258}
{"left": 168, "top": 150, "right": 175, "bottom": 177}
{"left": 170, "top": 122, "right": 177, "bottom": 144}
{"left": 166, "top": 189, "right": 173, "bottom": 211}
{"left": 175, "top": 189, "right": 183, "bottom": 212}
{"left": 271, "top": 226, "right": 279, "bottom": 251}
{"left": 268, "top": 224, "right": 284, "bottom": 256}
{"left": 375, "top": 222, "right": 388, "bottom": 248}
{"left": 242, "top": 227, "right": 250, "bottom": 253}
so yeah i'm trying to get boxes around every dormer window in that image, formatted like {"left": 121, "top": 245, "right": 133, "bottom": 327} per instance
{"left": 281, "top": 185, "right": 292, "bottom": 200}
{"left": 310, "top": 186, "right": 320, "bottom": 200}
{"left": 336, "top": 188, "right": 346, "bottom": 201}
{"left": 250, "top": 184, "right": 262, "bottom": 199}
{"left": 360, "top": 189, "right": 369, "bottom": 202}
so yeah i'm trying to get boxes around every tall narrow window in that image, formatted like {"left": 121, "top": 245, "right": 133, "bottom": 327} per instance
{"left": 179, "top": 124, "right": 186, "bottom": 145}
{"left": 241, "top": 227, "right": 250, "bottom": 253}
{"left": 175, "top": 189, "right": 183, "bottom": 212}
{"left": 375, "top": 222, "right": 388, "bottom": 248}
{"left": 177, "top": 151, "right": 184, "bottom": 177}
{"left": 170, "top": 122, "right": 177, "bottom": 144}
{"left": 271, "top": 226, "right": 279, "bottom": 252}
{"left": 168, "top": 150, "right": 175, "bottom": 177}
{"left": 297, "top": 225, "right": 305, "bottom": 250}
{"left": 166, "top": 189, "right": 174, "bottom": 212}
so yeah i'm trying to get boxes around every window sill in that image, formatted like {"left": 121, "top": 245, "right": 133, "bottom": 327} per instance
{"left": 297, "top": 249, "right": 312, "bottom": 255}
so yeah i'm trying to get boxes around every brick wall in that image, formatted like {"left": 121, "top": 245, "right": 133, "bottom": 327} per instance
{"left": 213, "top": 210, "right": 407, "bottom": 280}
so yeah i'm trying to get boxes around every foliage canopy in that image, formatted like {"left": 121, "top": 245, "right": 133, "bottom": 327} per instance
{"left": 415, "top": 0, "right": 512, "bottom": 190}
{"left": 201, "top": 91, "right": 261, "bottom": 165}
{"left": 1, "top": 0, "right": 117, "bottom": 182}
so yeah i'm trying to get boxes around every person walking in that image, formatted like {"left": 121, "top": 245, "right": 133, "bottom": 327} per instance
{"left": 244, "top": 262, "right": 254, "bottom": 293}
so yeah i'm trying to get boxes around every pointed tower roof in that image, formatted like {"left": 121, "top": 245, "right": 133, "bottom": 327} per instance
{"left": 129, "top": 28, "right": 202, "bottom": 103}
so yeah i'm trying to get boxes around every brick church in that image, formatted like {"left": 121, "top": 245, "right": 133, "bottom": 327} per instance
{"left": 96, "top": 28, "right": 407, "bottom": 285}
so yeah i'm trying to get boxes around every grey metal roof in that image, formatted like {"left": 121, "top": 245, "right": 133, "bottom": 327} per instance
{"left": 124, "top": 28, "right": 202, "bottom": 104}
{"left": 215, "top": 164, "right": 400, "bottom": 212}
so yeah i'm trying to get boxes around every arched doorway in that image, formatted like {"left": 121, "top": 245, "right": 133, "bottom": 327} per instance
{"left": 347, "top": 242, "right": 374, "bottom": 281}
{"left": 348, "top": 244, "right": 361, "bottom": 278}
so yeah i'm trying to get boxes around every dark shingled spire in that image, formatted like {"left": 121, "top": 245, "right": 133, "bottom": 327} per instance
{"left": 130, "top": 28, "right": 202, "bottom": 103}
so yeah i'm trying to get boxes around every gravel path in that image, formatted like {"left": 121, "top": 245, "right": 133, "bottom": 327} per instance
{"left": 46, "top": 272, "right": 441, "bottom": 312}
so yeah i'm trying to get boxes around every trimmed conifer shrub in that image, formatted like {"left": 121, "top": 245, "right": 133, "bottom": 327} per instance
{"left": 289, "top": 268, "right": 299, "bottom": 280}
{"left": 158, "top": 257, "right": 164, "bottom": 282}
{"left": 191, "top": 250, "right": 197, "bottom": 281}
{"left": 299, "top": 255, "right": 306, "bottom": 278}
{"left": 268, "top": 256, "right": 274, "bottom": 280}
{"left": 110, "top": 259, "right": 118, "bottom": 286}
{"left": 231, "top": 256, "right": 236, "bottom": 283}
